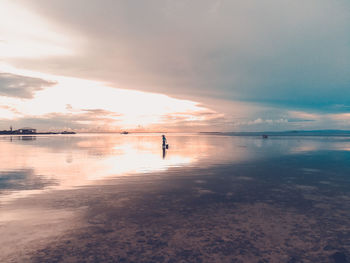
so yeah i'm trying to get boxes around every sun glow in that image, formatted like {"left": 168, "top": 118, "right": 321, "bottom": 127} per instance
{"left": 0, "top": 0, "right": 74, "bottom": 58}
{"left": 0, "top": 64, "right": 215, "bottom": 131}
{"left": 0, "top": 0, "right": 219, "bottom": 132}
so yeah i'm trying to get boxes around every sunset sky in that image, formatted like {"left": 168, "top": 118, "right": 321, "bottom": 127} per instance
{"left": 1, "top": 0, "right": 350, "bottom": 132}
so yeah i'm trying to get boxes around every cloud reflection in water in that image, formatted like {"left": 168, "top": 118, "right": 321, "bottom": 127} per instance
{"left": 1, "top": 134, "right": 350, "bottom": 203}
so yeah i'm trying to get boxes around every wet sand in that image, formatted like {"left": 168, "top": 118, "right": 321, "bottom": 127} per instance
{"left": 1, "top": 149, "right": 350, "bottom": 263}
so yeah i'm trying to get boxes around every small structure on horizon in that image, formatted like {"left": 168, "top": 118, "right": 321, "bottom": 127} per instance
{"left": 262, "top": 134, "right": 268, "bottom": 139}
{"left": 18, "top": 127, "right": 36, "bottom": 134}
{"left": 0, "top": 126, "right": 75, "bottom": 135}
{"left": 61, "top": 131, "right": 76, "bottom": 134}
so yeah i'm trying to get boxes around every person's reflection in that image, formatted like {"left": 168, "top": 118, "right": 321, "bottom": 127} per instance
{"left": 162, "top": 135, "right": 168, "bottom": 159}
{"left": 162, "top": 147, "right": 167, "bottom": 159}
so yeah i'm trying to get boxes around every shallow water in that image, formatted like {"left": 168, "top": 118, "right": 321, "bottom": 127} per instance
{"left": 1, "top": 134, "right": 350, "bottom": 262}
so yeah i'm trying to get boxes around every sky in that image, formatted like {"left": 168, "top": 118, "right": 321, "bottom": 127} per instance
{"left": 0, "top": 0, "right": 350, "bottom": 132}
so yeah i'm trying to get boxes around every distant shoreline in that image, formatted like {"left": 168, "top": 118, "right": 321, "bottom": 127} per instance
{"left": 200, "top": 130, "right": 350, "bottom": 137}
{"left": 1, "top": 130, "right": 350, "bottom": 137}
{"left": 0, "top": 131, "right": 76, "bottom": 135}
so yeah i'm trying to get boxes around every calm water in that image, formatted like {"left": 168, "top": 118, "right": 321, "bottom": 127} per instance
{"left": 1, "top": 134, "right": 350, "bottom": 262}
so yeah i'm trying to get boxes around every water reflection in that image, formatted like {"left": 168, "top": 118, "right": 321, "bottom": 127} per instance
{"left": 18, "top": 136, "right": 36, "bottom": 141}
{"left": 2, "top": 134, "right": 350, "bottom": 262}
{"left": 162, "top": 147, "right": 167, "bottom": 159}
{"left": 1, "top": 134, "right": 350, "bottom": 203}
{"left": 1, "top": 136, "right": 37, "bottom": 142}
{"left": 0, "top": 169, "right": 55, "bottom": 191}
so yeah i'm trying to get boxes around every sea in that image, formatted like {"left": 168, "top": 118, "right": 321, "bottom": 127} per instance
{"left": 0, "top": 133, "right": 349, "bottom": 262}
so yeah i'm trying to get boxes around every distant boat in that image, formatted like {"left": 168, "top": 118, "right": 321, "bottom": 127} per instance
{"left": 262, "top": 134, "right": 268, "bottom": 139}
{"left": 121, "top": 131, "right": 129, "bottom": 134}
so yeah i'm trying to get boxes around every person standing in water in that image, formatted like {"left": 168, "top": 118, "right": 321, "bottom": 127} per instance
{"left": 162, "top": 135, "right": 167, "bottom": 148}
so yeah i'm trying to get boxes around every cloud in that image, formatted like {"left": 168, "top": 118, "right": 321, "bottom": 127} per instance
{"left": 231, "top": 118, "right": 288, "bottom": 127}
{"left": 0, "top": 109, "right": 122, "bottom": 132}
{"left": 0, "top": 73, "right": 55, "bottom": 99}
{"left": 1, "top": 107, "right": 223, "bottom": 132}
{"left": 1, "top": 0, "right": 350, "bottom": 131}
{"left": 0, "top": 169, "right": 56, "bottom": 191}
{"left": 152, "top": 110, "right": 226, "bottom": 131}
{"left": 0, "top": 105, "right": 21, "bottom": 115}
{"left": 287, "top": 119, "right": 315, "bottom": 123}
{"left": 11, "top": 0, "right": 350, "bottom": 112}
{"left": 81, "top": 108, "right": 122, "bottom": 117}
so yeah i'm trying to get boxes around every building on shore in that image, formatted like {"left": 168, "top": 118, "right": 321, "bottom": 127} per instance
{"left": 0, "top": 127, "right": 76, "bottom": 135}
{"left": 18, "top": 127, "right": 36, "bottom": 134}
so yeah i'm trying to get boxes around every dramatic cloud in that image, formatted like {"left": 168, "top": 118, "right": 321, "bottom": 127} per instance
{"left": 0, "top": 110, "right": 121, "bottom": 132}
{"left": 0, "top": 108, "right": 222, "bottom": 132}
{"left": 12, "top": 0, "right": 350, "bottom": 110}
{"left": 1, "top": 0, "right": 350, "bottom": 131}
{"left": 0, "top": 73, "right": 55, "bottom": 99}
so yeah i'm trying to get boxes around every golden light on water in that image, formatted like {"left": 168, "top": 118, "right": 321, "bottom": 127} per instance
{"left": 0, "top": 134, "right": 260, "bottom": 203}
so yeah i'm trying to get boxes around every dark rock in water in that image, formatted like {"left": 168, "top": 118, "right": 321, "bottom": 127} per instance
{"left": 331, "top": 252, "right": 348, "bottom": 263}
{"left": 135, "top": 231, "right": 145, "bottom": 236}
{"left": 287, "top": 257, "right": 303, "bottom": 263}
{"left": 324, "top": 244, "right": 337, "bottom": 251}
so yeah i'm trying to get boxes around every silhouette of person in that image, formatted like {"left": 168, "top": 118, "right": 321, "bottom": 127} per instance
{"left": 162, "top": 135, "right": 167, "bottom": 148}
